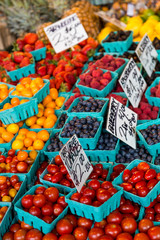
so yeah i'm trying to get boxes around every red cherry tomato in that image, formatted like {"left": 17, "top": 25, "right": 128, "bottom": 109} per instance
{"left": 25, "top": 229, "right": 43, "bottom": 240}
{"left": 137, "top": 187, "right": 149, "bottom": 197}
{"left": 145, "top": 169, "right": 157, "bottom": 181}
{"left": 21, "top": 195, "right": 33, "bottom": 209}
{"left": 41, "top": 204, "right": 53, "bottom": 216}
{"left": 123, "top": 169, "right": 131, "bottom": 182}
{"left": 105, "top": 223, "right": 122, "bottom": 238}
{"left": 55, "top": 155, "right": 63, "bottom": 165}
{"left": 134, "top": 233, "right": 150, "bottom": 240}
{"left": 138, "top": 219, "right": 154, "bottom": 233}
{"left": 33, "top": 194, "right": 46, "bottom": 208}
{"left": 47, "top": 164, "right": 59, "bottom": 175}
{"left": 35, "top": 187, "right": 46, "bottom": 195}
{"left": 101, "top": 181, "right": 112, "bottom": 190}
{"left": 14, "top": 229, "right": 27, "bottom": 240}
{"left": 148, "top": 226, "right": 160, "bottom": 240}
{"left": 29, "top": 206, "right": 41, "bottom": 218}
{"left": 73, "top": 226, "right": 88, "bottom": 240}
{"left": 137, "top": 162, "right": 150, "bottom": 172}
{"left": 42, "top": 233, "right": 57, "bottom": 240}
{"left": 88, "top": 227, "right": 104, "bottom": 240}
{"left": 88, "top": 180, "right": 101, "bottom": 191}
{"left": 116, "top": 233, "right": 133, "bottom": 240}
{"left": 9, "top": 223, "right": 21, "bottom": 233}
{"left": 107, "top": 211, "right": 123, "bottom": 224}
{"left": 44, "top": 187, "right": 59, "bottom": 203}
{"left": 56, "top": 219, "right": 73, "bottom": 235}
{"left": 121, "top": 218, "right": 137, "bottom": 234}
{"left": 77, "top": 217, "right": 92, "bottom": 230}
{"left": 57, "top": 196, "right": 68, "bottom": 208}
{"left": 96, "top": 188, "right": 111, "bottom": 203}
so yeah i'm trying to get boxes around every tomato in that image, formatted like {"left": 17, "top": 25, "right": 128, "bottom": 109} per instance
{"left": 110, "top": 172, "right": 118, "bottom": 181}
{"left": 148, "top": 226, "right": 160, "bottom": 240}
{"left": 21, "top": 195, "right": 33, "bottom": 209}
{"left": 6, "top": 156, "right": 12, "bottom": 163}
{"left": 123, "top": 169, "right": 131, "bottom": 182}
{"left": 73, "top": 226, "right": 88, "bottom": 240}
{"left": 51, "top": 172, "right": 63, "bottom": 183}
{"left": 47, "top": 164, "right": 59, "bottom": 174}
{"left": 145, "top": 169, "right": 157, "bottom": 181}
{"left": 144, "top": 213, "right": 155, "bottom": 221}
{"left": 77, "top": 217, "right": 93, "bottom": 230}
{"left": 131, "top": 167, "right": 138, "bottom": 174}
{"left": 89, "top": 172, "right": 99, "bottom": 179}
{"left": 10, "top": 175, "right": 19, "bottom": 187}
{"left": 2, "top": 232, "right": 14, "bottom": 240}
{"left": 132, "top": 205, "right": 140, "bottom": 219}
{"left": 101, "top": 181, "right": 112, "bottom": 190}
{"left": 53, "top": 203, "right": 64, "bottom": 216}
{"left": 96, "top": 189, "right": 111, "bottom": 203}
{"left": 9, "top": 223, "right": 21, "bottom": 233}
{"left": 119, "top": 203, "right": 134, "bottom": 214}
{"left": 55, "top": 155, "right": 63, "bottom": 165}
{"left": 92, "top": 201, "right": 101, "bottom": 207}
{"left": 155, "top": 214, "right": 160, "bottom": 222}
{"left": 94, "top": 166, "right": 103, "bottom": 176}
{"left": 137, "top": 187, "right": 149, "bottom": 197}
{"left": 0, "top": 182, "right": 7, "bottom": 190}
{"left": 137, "top": 162, "right": 150, "bottom": 172}
{"left": 33, "top": 194, "right": 46, "bottom": 208}
{"left": 41, "top": 204, "right": 53, "bottom": 216}
{"left": 25, "top": 229, "right": 43, "bottom": 240}
{"left": 8, "top": 149, "right": 15, "bottom": 157}
{"left": 107, "top": 211, "right": 123, "bottom": 224}
{"left": 88, "top": 227, "right": 104, "bottom": 240}
{"left": 79, "top": 196, "right": 92, "bottom": 205}
{"left": 14, "top": 229, "right": 27, "bottom": 240}
{"left": 64, "top": 214, "right": 78, "bottom": 228}
{"left": 59, "top": 234, "right": 75, "bottom": 240}
{"left": 135, "top": 181, "right": 146, "bottom": 190}
{"left": 94, "top": 219, "right": 107, "bottom": 229}
{"left": 138, "top": 219, "right": 153, "bottom": 233}
{"left": 44, "top": 187, "right": 59, "bottom": 203}
{"left": 71, "top": 193, "right": 82, "bottom": 202}
{"left": 121, "top": 218, "right": 137, "bottom": 234}
{"left": 146, "top": 199, "right": 157, "bottom": 208}
{"left": 99, "top": 235, "right": 113, "bottom": 240}
{"left": 42, "top": 216, "right": 53, "bottom": 223}
{"left": 43, "top": 174, "right": 52, "bottom": 182}
{"left": 56, "top": 219, "right": 73, "bottom": 235}
{"left": 102, "top": 170, "right": 108, "bottom": 180}
{"left": 120, "top": 183, "right": 132, "bottom": 192}
{"left": 105, "top": 223, "right": 122, "bottom": 238}
{"left": 14, "top": 182, "right": 21, "bottom": 191}
{"left": 29, "top": 206, "right": 41, "bottom": 217}
{"left": 134, "top": 233, "right": 150, "bottom": 240}
{"left": 145, "top": 208, "right": 155, "bottom": 214}
{"left": 83, "top": 188, "right": 95, "bottom": 200}
{"left": 131, "top": 171, "right": 144, "bottom": 183}
{"left": 57, "top": 196, "right": 68, "bottom": 208}
{"left": 60, "top": 165, "right": 67, "bottom": 174}
{"left": 35, "top": 187, "right": 46, "bottom": 195}
{"left": 17, "top": 162, "right": 28, "bottom": 173}
{"left": 113, "top": 164, "right": 125, "bottom": 174}
{"left": 147, "top": 179, "right": 158, "bottom": 191}
{"left": 154, "top": 203, "right": 160, "bottom": 214}
{"left": 0, "top": 155, "right": 5, "bottom": 163}
{"left": 116, "top": 233, "right": 133, "bottom": 240}
{"left": 42, "top": 233, "right": 58, "bottom": 240}
{"left": 88, "top": 180, "right": 101, "bottom": 191}
{"left": 156, "top": 173, "right": 160, "bottom": 181}
{"left": 60, "top": 179, "right": 71, "bottom": 187}
{"left": 20, "top": 222, "right": 33, "bottom": 230}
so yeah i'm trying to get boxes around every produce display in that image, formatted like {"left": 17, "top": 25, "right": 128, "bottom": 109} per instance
{"left": 1, "top": 2, "right": 160, "bottom": 239}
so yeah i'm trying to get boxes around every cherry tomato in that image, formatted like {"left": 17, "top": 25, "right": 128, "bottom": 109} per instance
{"left": 131, "top": 171, "right": 144, "bottom": 183}
{"left": 145, "top": 169, "right": 157, "bottom": 181}
{"left": 55, "top": 155, "right": 63, "bottom": 165}
{"left": 51, "top": 172, "right": 63, "bottom": 183}
{"left": 137, "top": 187, "right": 149, "bottom": 197}
{"left": 43, "top": 174, "right": 52, "bottom": 182}
{"left": 135, "top": 181, "right": 146, "bottom": 190}
{"left": 121, "top": 218, "right": 137, "bottom": 234}
{"left": 25, "top": 229, "right": 43, "bottom": 240}
{"left": 79, "top": 196, "right": 92, "bottom": 205}
{"left": 88, "top": 227, "right": 104, "bottom": 240}
{"left": 57, "top": 196, "right": 68, "bottom": 208}
{"left": 116, "top": 233, "right": 133, "bottom": 240}
{"left": 17, "top": 162, "right": 28, "bottom": 173}
{"left": 0, "top": 155, "right": 5, "bottom": 163}
{"left": 10, "top": 175, "right": 19, "bottom": 187}
{"left": 29, "top": 206, "right": 41, "bottom": 218}
{"left": 41, "top": 204, "right": 53, "bottom": 216}
{"left": 119, "top": 203, "right": 134, "bottom": 214}
{"left": 134, "top": 233, "right": 150, "bottom": 240}
{"left": 64, "top": 214, "right": 78, "bottom": 228}
{"left": 9, "top": 223, "right": 21, "bottom": 233}
{"left": 42, "top": 216, "right": 53, "bottom": 224}
{"left": 53, "top": 203, "right": 64, "bottom": 216}
{"left": 21, "top": 195, "right": 33, "bottom": 209}
{"left": 148, "top": 226, "right": 160, "bottom": 240}
{"left": 35, "top": 187, "right": 46, "bottom": 195}
{"left": 83, "top": 188, "right": 95, "bottom": 200}
{"left": 137, "top": 162, "right": 150, "bottom": 172}
{"left": 77, "top": 217, "right": 92, "bottom": 230}
{"left": 120, "top": 183, "right": 132, "bottom": 192}
{"left": 56, "top": 219, "right": 73, "bottom": 235}
{"left": 42, "top": 233, "right": 57, "bottom": 240}
{"left": 60, "top": 179, "right": 71, "bottom": 187}
{"left": 107, "top": 211, "right": 123, "bottom": 224}
{"left": 71, "top": 193, "right": 82, "bottom": 202}
{"left": 44, "top": 187, "right": 59, "bottom": 203}
{"left": 99, "top": 235, "right": 113, "bottom": 240}
{"left": 147, "top": 179, "right": 158, "bottom": 191}
{"left": 2, "top": 232, "right": 14, "bottom": 240}
{"left": 123, "top": 169, "right": 131, "bottom": 182}
{"left": 8, "top": 149, "right": 15, "bottom": 157}
{"left": 88, "top": 180, "right": 101, "bottom": 191}
{"left": 105, "top": 223, "right": 122, "bottom": 238}
{"left": 14, "top": 229, "right": 27, "bottom": 240}
{"left": 94, "top": 219, "right": 107, "bottom": 229}
{"left": 138, "top": 219, "right": 154, "bottom": 233}
{"left": 113, "top": 164, "right": 125, "bottom": 174}
{"left": 101, "top": 181, "right": 112, "bottom": 190}
{"left": 96, "top": 188, "right": 111, "bottom": 203}
{"left": 59, "top": 234, "right": 75, "bottom": 240}
{"left": 73, "top": 226, "right": 88, "bottom": 240}
{"left": 154, "top": 203, "right": 160, "bottom": 214}
{"left": 144, "top": 213, "right": 155, "bottom": 221}
{"left": 60, "top": 165, "right": 67, "bottom": 175}
{"left": 20, "top": 222, "right": 33, "bottom": 230}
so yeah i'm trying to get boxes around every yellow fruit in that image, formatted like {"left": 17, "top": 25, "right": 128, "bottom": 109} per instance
{"left": 30, "top": 124, "right": 42, "bottom": 129}
{"left": 49, "top": 88, "right": 58, "bottom": 100}
{"left": 29, "top": 150, "right": 38, "bottom": 160}
{"left": 97, "top": 27, "right": 112, "bottom": 43}
{"left": 36, "top": 116, "right": 46, "bottom": 126}
{"left": 43, "top": 95, "right": 52, "bottom": 106}
{"left": 9, "top": 188, "right": 17, "bottom": 198}
{"left": 36, "top": 108, "right": 44, "bottom": 118}
{"left": 33, "top": 139, "right": 44, "bottom": 150}
{"left": 1, "top": 132, "right": 14, "bottom": 143}
{"left": 133, "top": 36, "right": 142, "bottom": 42}
{"left": 12, "top": 139, "right": 24, "bottom": 150}
{"left": 43, "top": 118, "right": 55, "bottom": 129}
{"left": 140, "top": 24, "right": 154, "bottom": 38}
{"left": 25, "top": 116, "right": 37, "bottom": 127}
{"left": 46, "top": 101, "right": 56, "bottom": 109}
{"left": 128, "top": 16, "right": 143, "bottom": 25}
{"left": 16, "top": 134, "right": 26, "bottom": 141}
{"left": 6, "top": 123, "right": 19, "bottom": 134}
{"left": 155, "top": 22, "right": 160, "bottom": 35}
{"left": 47, "top": 114, "right": 57, "bottom": 122}
{"left": 37, "top": 130, "right": 50, "bottom": 142}
{"left": 2, "top": 196, "right": 11, "bottom": 202}
{"left": 28, "top": 146, "right": 34, "bottom": 150}
{"left": 16, "top": 84, "right": 25, "bottom": 92}
{"left": 125, "top": 23, "right": 142, "bottom": 37}
{"left": 55, "top": 97, "right": 65, "bottom": 108}
{"left": 38, "top": 103, "right": 44, "bottom": 110}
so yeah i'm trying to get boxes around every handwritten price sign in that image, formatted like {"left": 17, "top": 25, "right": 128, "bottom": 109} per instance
{"left": 136, "top": 34, "right": 158, "bottom": 77}
{"left": 44, "top": 13, "right": 88, "bottom": 53}
{"left": 106, "top": 97, "right": 137, "bottom": 149}
{"left": 59, "top": 135, "right": 93, "bottom": 192}
{"left": 119, "top": 58, "right": 147, "bottom": 108}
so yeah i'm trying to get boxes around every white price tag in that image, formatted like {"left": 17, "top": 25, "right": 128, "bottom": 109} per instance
{"left": 106, "top": 97, "right": 137, "bottom": 149}
{"left": 127, "top": 4, "right": 134, "bottom": 16}
{"left": 119, "top": 58, "right": 147, "bottom": 108}
{"left": 136, "top": 34, "right": 158, "bottom": 77}
{"left": 44, "top": 13, "right": 88, "bottom": 53}
{"left": 59, "top": 135, "right": 93, "bottom": 192}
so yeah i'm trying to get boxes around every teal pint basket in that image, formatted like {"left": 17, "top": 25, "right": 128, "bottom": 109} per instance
{"left": 91, "top": 162, "right": 113, "bottom": 181}
{"left": 145, "top": 77, "right": 160, "bottom": 107}
{"left": 14, "top": 184, "right": 69, "bottom": 234}
{"left": 65, "top": 181, "right": 123, "bottom": 222}
{"left": 0, "top": 98, "right": 38, "bottom": 125}
{"left": 0, "top": 148, "right": 5, "bottom": 154}
{"left": 138, "top": 206, "right": 160, "bottom": 226}
{"left": 6, "top": 59, "right": 35, "bottom": 82}
{"left": 59, "top": 115, "right": 104, "bottom": 150}
{"left": 0, "top": 82, "right": 15, "bottom": 108}
{"left": 67, "top": 97, "right": 109, "bottom": 117}
{"left": 136, "top": 119, "right": 160, "bottom": 156}
{"left": 113, "top": 160, "right": 160, "bottom": 207}
{"left": 101, "top": 31, "right": 133, "bottom": 53}
{"left": 76, "top": 71, "right": 118, "bottom": 97}
{"left": 0, "top": 202, "right": 13, "bottom": 240}
{"left": 9, "top": 79, "right": 50, "bottom": 104}
{"left": 30, "top": 47, "right": 46, "bottom": 61}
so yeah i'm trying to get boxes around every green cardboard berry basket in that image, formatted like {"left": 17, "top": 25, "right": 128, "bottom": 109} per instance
{"left": 76, "top": 71, "right": 118, "bottom": 97}
{"left": 65, "top": 180, "right": 123, "bottom": 222}
{"left": 9, "top": 79, "right": 50, "bottom": 104}
{"left": 0, "top": 202, "right": 13, "bottom": 240}
{"left": 0, "top": 82, "right": 15, "bottom": 108}
{"left": 67, "top": 96, "right": 109, "bottom": 117}
{"left": 6, "top": 58, "right": 35, "bottom": 82}
{"left": 59, "top": 115, "right": 104, "bottom": 150}
{"left": 101, "top": 31, "right": 133, "bottom": 53}
{"left": 0, "top": 98, "right": 38, "bottom": 125}
{"left": 30, "top": 47, "right": 46, "bottom": 61}
{"left": 113, "top": 160, "right": 160, "bottom": 207}
{"left": 145, "top": 77, "right": 160, "bottom": 107}
{"left": 136, "top": 118, "right": 160, "bottom": 156}
{"left": 14, "top": 184, "right": 69, "bottom": 234}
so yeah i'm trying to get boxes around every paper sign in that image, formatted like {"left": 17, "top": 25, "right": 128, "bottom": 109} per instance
{"left": 106, "top": 97, "right": 137, "bottom": 149}
{"left": 119, "top": 58, "right": 147, "bottom": 108}
{"left": 136, "top": 34, "right": 158, "bottom": 77}
{"left": 44, "top": 13, "right": 88, "bottom": 53}
{"left": 127, "top": 4, "right": 134, "bottom": 16}
{"left": 59, "top": 135, "right": 93, "bottom": 192}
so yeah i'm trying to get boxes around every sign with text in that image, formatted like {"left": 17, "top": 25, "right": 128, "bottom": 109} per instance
{"left": 106, "top": 97, "right": 137, "bottom": 149}
{"left": 59, "top": 135, "right": 93, "bottom": 192}
{"left": 136, "top": 34, "right": 158, "bottom": 77}
{"left": 44, "top": 13, "right": 88, "bottom": 53}
{"left": 119, "top": 58, "right": 147, "bottom": 108}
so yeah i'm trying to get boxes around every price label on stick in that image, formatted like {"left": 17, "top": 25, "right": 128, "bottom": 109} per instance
{"left": 44, "top": 13, "right": 88, "bottom": 53}
{"left": 106, "top": 97, "right": 137, "bottom": 149}
{"left": 59, "top": 135, "right": 93, "bottom": 192}
{"left": 136, "top": 34, "right": 158, "bottom": 77}
{"left": 119, "top": 58, "right": 147, "bottom": 108}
